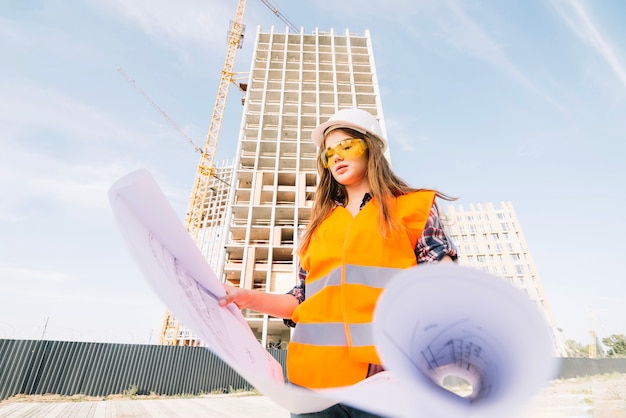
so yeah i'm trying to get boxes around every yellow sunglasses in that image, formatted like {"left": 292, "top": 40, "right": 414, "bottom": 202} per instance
{"left": 321, "top": 138, "right": 368, "bottom": 168}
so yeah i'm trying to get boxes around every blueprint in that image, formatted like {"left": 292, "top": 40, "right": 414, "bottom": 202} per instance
{"left": 109, "top": 169, "right": 560, "bottom": 418}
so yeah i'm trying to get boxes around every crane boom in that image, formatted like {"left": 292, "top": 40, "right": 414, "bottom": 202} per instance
{"left": 259, "top": 0, "right": 299, "bottom": 32}
{"left": 185, "top": 0, "right": 246, "bottom": 239}
{"left": 117, "top": 67, "right": 203, "bottom": 154}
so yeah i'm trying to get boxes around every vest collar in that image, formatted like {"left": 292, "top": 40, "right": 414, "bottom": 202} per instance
{"left": 334, "top": 192, "right": 372, "bottom": 210}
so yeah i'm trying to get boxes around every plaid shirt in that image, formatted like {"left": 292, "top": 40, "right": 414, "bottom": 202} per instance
{"left": 284, "top": 193, "right": 458, "bottom": 327}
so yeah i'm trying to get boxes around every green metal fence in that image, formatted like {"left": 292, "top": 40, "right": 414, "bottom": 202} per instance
{"left": 0, "top": 339, "right": 286, "bottom": 401}
{"left": 2, "top": 339, "right": 625, "bottom": 402}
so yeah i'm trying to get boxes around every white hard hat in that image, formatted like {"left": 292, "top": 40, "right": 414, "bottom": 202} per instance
{"left": 311, "top": 108, "right": 387, "bottom": 150}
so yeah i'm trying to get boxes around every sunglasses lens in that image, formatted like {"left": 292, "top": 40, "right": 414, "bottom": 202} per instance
{"left": 321, "top": 139, "right": 367, "bottom": 168}
{"left": 321, "top": 152, "right": 330, "bottom": 167}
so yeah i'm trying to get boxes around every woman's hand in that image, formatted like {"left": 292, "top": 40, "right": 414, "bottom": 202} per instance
{"left": 218, "top": 284, "right": 299, "bottom": 319}
{"left": 218, "top": 283, "right": 254, "bottom": 309}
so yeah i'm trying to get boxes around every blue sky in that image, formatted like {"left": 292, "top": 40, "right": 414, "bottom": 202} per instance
{"left": 1, "top": 0, "right": 624, "bottom": 347}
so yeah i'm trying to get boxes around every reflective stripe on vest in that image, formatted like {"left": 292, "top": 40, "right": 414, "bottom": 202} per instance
{"left": 291, "top": 322, "right": 375, "bottom": 347}
{"left": 306, "top": 264, "right": 402, "bottom": 300}
{"left": 292, "top": 265, "right": 401, "bottom": 347}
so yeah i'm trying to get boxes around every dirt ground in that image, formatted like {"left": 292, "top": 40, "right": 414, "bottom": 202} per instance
{"left": 524, "top": 373, "right": 626, "bottom": 417}
{"left": 2, "top": 373, "right": 625, "bottom": 417}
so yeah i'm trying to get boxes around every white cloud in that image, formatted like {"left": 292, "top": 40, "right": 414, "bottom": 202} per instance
{"left": 552, "top": 0, "right": 626, "bottom": 89}
{"left": 393, "top": 135, "right": 417, "bottom": 153}
{"left": 0, "top": 17, "right": 33, "bottom": 48}
{"left": 454, "top": 157, "right": 482, "bottom": 172}
{"left": 0, "top": 79, "right": 157, "bottom": 221}
{"left": 0, "top": 151, "right": 144, "bottom": 224}
{"left": 35, "top": 161, "right": 135, "bottom": 209}
{"left": 514, "top": 137, "right": 548, "bottom": 159}
{"left": 333, "top": 0, "right": 564, "bottom": 110}
{"left": 385, "top": 115, "right": 418, "bottom": 152}
{"left": 0, "top": 263, "right": 75, "bottom": 285}
{"left": 0, "top": 80, "right": 145, "bottom": 146}
{"left": 90, "top": 0, "right": 234, "bottom": 50}
{"left": 439, "top": 1, "right": 565, "bottom": 111}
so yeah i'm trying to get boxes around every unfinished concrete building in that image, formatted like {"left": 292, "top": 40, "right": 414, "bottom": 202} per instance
{"left": 213, "top": 27, "right": 386, "bottom": 348}
{"left": 159, "top": 26, "right": 384, "bottom": 346}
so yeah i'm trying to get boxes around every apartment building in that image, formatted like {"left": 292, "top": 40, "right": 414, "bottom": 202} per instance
{"left": 444, "top": 201, "right": 568, "bottom": 356}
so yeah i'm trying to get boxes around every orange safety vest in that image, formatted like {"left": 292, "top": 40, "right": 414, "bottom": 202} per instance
{"left": 287, "top": 191, "right": 435, "bottom": 389}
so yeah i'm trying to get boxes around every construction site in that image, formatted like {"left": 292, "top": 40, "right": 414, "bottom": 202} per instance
{"left": 117, "top": 0, "right": 573, "bottom": 357}
{"left": 5, "top": 2, "right": 626, "bottom": 417}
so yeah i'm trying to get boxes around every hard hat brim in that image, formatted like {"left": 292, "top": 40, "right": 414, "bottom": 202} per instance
{"left": 311, "top": 119, "right": 386, "bottom": 150}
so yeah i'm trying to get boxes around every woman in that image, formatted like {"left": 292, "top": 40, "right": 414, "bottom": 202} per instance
{"left": 220, "top": 108, "right": 457, "bottom": 417}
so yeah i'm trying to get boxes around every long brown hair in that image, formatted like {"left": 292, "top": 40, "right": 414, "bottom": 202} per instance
{"left": 297, "top": 128, "right": 456, "bottom": 255}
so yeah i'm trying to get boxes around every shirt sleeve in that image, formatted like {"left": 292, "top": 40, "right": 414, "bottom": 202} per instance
{"left": 415, "top": 204, "right": 458, "bottom": 264}
{"left": 283, "top": 263, "right": 307, "bottom": 327}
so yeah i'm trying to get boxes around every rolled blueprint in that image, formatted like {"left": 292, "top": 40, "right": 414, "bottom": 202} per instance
{"left": 109, "top": 169, "right": 559, "bottom": 418}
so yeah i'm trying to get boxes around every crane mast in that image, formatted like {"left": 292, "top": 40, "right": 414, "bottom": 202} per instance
{"left": 160, "top": 0, "right": 246, "bottom": 346}
{"left": 186, "top": 0, "right": 246, "bottom": 241}
{"left": 160, "top": 0, "right": 297, "bottom": 346}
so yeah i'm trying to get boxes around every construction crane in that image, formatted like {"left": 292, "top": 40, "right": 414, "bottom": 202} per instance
{"left": 185, "top": 0, "right": 246, "bottom": 241}
{"left": 260, "top": 0, "right": 299, "bottom": 32}
{"left": 158, "top": 0, "right": 247, "bottom": 346}
{"left": 160, "top": 0, "right": 297, "bottom": 346}
{"left": 119, "top": 0, "right": 296, "bottom": 182}
{"left": 186, "top": 0, "right": 298, "bottom": 241}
